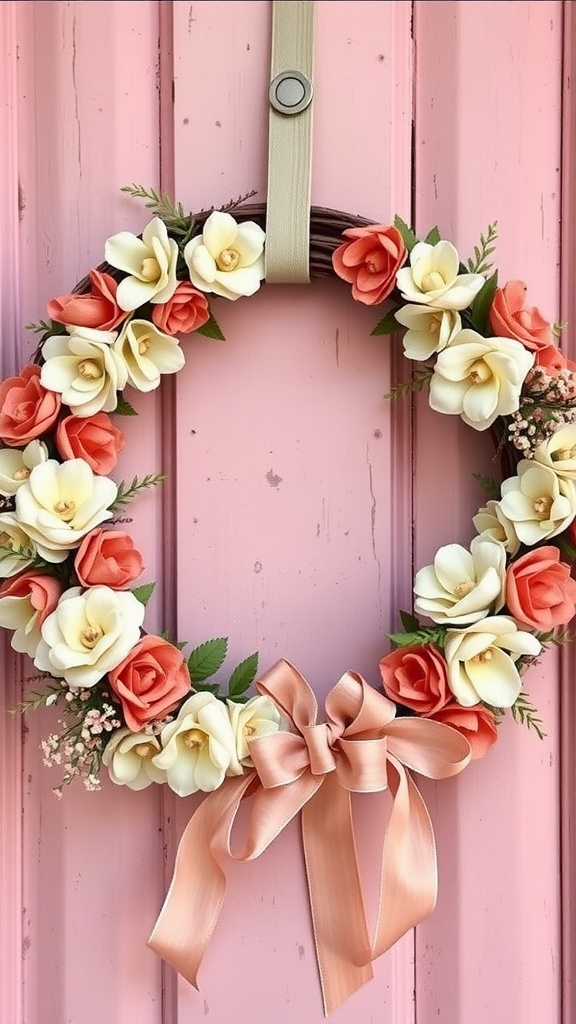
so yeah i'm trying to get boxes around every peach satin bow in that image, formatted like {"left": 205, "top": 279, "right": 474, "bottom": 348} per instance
{"left": 149, "top": 659, "right": 471, "bottom": 1014}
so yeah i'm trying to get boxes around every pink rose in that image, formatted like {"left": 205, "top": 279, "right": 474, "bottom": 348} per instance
{"left": 489, "top": 280, "right": 553, "bottom": 352}
{"left": 505, "top": 545, "right": 576, "bottom": 630}
{"left": 379, "top": 643, "right": 450, "bottom": 715}
{"left": 47, "top": 270, "right": 126, "bottom": 331}
{"left": 0, "top": 364, "right": 61, "bottom": 446}
{"left": 332, "top": 224, "right": 406, "bottom": 306}
{"left": 108, "top": 634, "right": 191, "bottom": 731}
{"left": 426, "top": 702, "right": 498, "bottom": 759}
{"left": 152, "top": 281, "right": 210, "bottom": 335}
{"left": 75, "top": 529, "right": 144, "bottom": 589}
{"left": 0, "top": 570, "right": 62, "bottom": 626}
{"left": 56, "top": 413, "right": 125, "bottom": 474}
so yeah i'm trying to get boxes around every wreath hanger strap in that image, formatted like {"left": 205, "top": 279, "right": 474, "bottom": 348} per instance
{"left": 265, "top": 0, "right": 315, "bottom": 284}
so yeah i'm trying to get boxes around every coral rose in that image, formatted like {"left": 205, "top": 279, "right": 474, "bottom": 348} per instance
{"left": 47, "top": 270, "right": 126, "bottom": 331}
{"left": 426, "top": 702, "right": 498, "bottom": 759}
{"left": 56, "top": 413, "right": 125, "bottom": 475}
{"left": 152, "top": 281, "right": 210, "bottom": 335}
{"left": 0, "top": 571, "right": 63, "bottom": 657}
{"left": 74, "top": 528, "right": 144, "bottom": 589}
{"left": 0, "top": 364, "right": 61, "bottom": 447}
{"left": 505, "top": 545, "right": 576, "bottom": 630}
{"left": 108, "top": 634, "right": 191, "bottom": 732}
{"left": 332, "top": 224, "right": 406, "bottom": 305}
{"left": 489, "top": 280, "right": 553, "bottom": 352}
{"left": 379, "top": 643, "right": 450, "bottom": 715}
{"left": 534, "top": 344, "right": 576, "bottom": 375}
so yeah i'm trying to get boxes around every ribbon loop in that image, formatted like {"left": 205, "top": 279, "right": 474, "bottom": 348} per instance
{"left": 302, "top": 722, "right": 337, "bottom": 775}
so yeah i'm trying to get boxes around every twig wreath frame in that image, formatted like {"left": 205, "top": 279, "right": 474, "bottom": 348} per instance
{"left": 3, "top": 187, "right": 576, "bottom": 1012}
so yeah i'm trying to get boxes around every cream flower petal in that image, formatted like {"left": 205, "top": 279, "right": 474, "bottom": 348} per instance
{"left": 533, "top": 424, "right": 576, "bottom": 479}
{"left": 455, "top": 647, "right": 521, "bottom": 707}
{"left": 235, "top": 222, "right": 266, "bottom": 266}
{"left": 104, "top": 232, "right": 150, "bottom": 277}
{"left": 202, "top": 211, "right": 239, "bottom": 256}
{"left": 213, "top": 264, "right": 266, "bottom": 297}
{"left": 462, "top": 380, "right": 498, "bottom": 425}
{"left": 433, "top": 545, "right": 475, "bottom": 590}
{"left": 188, "top": 243, "right": 218, "bottom": 288}
{"left": 429, "top": 374, "right": 467, "bottom": 415}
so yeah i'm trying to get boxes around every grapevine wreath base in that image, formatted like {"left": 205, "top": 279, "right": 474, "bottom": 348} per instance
{"left": 3, "top": 187, "right": 576, "bottom": 1012}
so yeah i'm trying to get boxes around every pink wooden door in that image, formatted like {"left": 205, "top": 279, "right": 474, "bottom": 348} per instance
{"left": 0, "top": 2, "right": 569, "bottom": 1022}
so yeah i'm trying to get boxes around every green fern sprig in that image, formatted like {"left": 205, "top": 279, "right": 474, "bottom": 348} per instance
{"left": 466, "top": 221, "right": 498, "bottom": 275}
{"left": 110, "top": 473, "right": 166, "bottom": 512}
{"left": 510, "top": 691, "right": 546, "bottom": 740}
{"left": 384, "top": 369, "right": 433, "bottom": 400}
{"left": 121, "top": 184, "right": 194, "bottom": 239}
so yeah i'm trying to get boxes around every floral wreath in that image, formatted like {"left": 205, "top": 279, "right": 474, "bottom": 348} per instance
{"left": 3, "top": 184, "right": 576, "bottom": 1013}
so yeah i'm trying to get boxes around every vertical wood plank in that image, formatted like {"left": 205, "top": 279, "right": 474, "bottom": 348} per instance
{"left": 412, "top": 3, "right": 563, "bottom": 1022}
{"left": 169, "top": 2, "right": 416, "bottom": 1022}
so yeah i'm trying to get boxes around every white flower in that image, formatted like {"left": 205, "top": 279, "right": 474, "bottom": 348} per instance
{"left": 0, "top": 440, "right": 49, "bottom": 497}
{"left": 184, "top": 211, "right": 265, "bottom": 300}
{"left": 41, "top": 328, "right": 128, "bottom": 418}
{"left": 113, "top": 319, "right": 185, "bottom": 392}
{"left": 152, "top": 691, "right": 235, "bottom": 797}
{"left": 444, "top": 615, "right": 542, "bottom": 708}
{"left": 15, "top": 459, "right": 117, "bottom": 562}
{"left": 396, "top": 240, "right": 485, "bottom": 310}
{"left": 429, "top": 330, "right": 535, "bottom": 430}
{"left": 533, "top": 423, "right": 576, "bottom": 480}
{"left": 104, "top": 217, "right": 179, "bottom": 311}
{"left": 0, "top": 512, "right": 37, "bottom": 576}
{"left": 226, "top": 695, "right": 284, "bottom": 775}
{"left": 395, "top": 304, "right": 462, "bottom": 361}
{"left": 414, "top": 536, "right": 506, "bottom": 625}
{"left": 0, "top": 573, "right": 60, "bottom": 657}
{"left": 499, "top": 460, "right": 576, "bottom": 545}
{"left": 102, "top": 728, "right": 166, "bottom": 790}
{"left": 34, "top": 585, "right": 145, "bottom": 688}
{"left": 472, "top": 499, "right": 521, "bottom": 556}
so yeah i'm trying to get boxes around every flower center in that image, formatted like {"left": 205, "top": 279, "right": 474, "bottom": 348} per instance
{"left": 140, "top": 257, "right": 160, "bottom": 282}
{"left": 138, "top": 338, "right": 151, "bottom": 356}
{"left": 53, "top": 499, "right": 76, "bottom": 521}
{"left": 553, "top": 446, "right": 576, "bottom": 462}
{"left": 454, "top": 580, "right": 475, "bottom": 598}
{"left": 13, "top": 468, "right": 30, "bottom": 481}
{"left": 533, "top": 495, "right": 552, "bottom": 517}
{"left": 471, "top": 649, "right": 493, "bottom": 664}
{"left": 468, "top": 360, "right": 491, "bottom": 385}
{"left": 429, "top": 316, "right": 440, "bottom": 334}
{"left": 0, "top": 531, "right": 12, "bottom": 547}
{"left": 244, "top": 723, "right": 257, "bottom": 738}
{"left": 77, "top": 359, "right": 101, "bottom": 380}
{"left": 134, "top": 742, "right": 155, "bottom": 758}
{"left": 216, "top": 248, "right": 240, "bottom": 272}
{"left": 421, "top": 271, "right": 446, "bottom": 292}
{"left": 80, "top": 626, "right": 102, "bottom": 649}
{"left": 184, "top": 728, "right": 206, "bottom": 749}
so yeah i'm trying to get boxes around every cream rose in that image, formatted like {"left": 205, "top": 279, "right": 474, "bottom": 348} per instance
{"left": 444, "top": 615, "right": 542, "bottom": 708}
{"left": 499, "top": 460, "right": 576, "bottom": 545}
{"left": 15, "top": 459, "right": 117, "bottom": 562}
{"left": 394, "top": 304, "right": 462, "bottom": 361}
{"left": 226, "top": 695, "right": 284, "bottom": 775}
{"left": 0, "top": 512, "right": 37, "bottom": 577}
{"left": 414, "top": 536, "right": 506, "bottom": 625}
{"left": 184, "top": 211, "right": 265, "bottom": 300}
{"left": 34, "top": 585, "right": 145, "bottom": 688}
{"left": 102, "top": 728, "right": 166, "bottom": 790}
{"left": 41, "top": 328, "right": 128, "bottom": 418}
{"left": 533, "top": 423, "right": 576, "bottom": 480}
{"left": 472, "top": 499, "right": 521, "bottom": 555}
{"left": 396, "top": 240, "right": 485, "bottom": 310}
{"left": 113, "top": 319, "right": 185, "bottom": 392}
{"left": 152, "top": 691, "right": 235, "bottom": 797}
{"left": 0, "top": 440, "right": 49, "bottom": 497}
{"left": 105, "top": 216, "right": 179, "bottom": 311}
{"left": 429, "top": 330, "right": 535, "bottom": 430}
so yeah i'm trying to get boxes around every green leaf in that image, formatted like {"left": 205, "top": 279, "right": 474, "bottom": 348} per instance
{"left": 227, "top": 652, "right": 259, "bottom": 698}
{"left": 468, "top": 270, "right": 498, "bottom": 335}
{"left": 465, "top": 221, "right": 499, "bottom": 274}
{"left": 196, "top": 313, "right": 225, "bottom": 341}
{"left": 187, "top": 637, "right": 228, "bottom": 684}
{"left": 192, "top": 681, "right": 221, "bottom": 695}
{"left": 384, "top": 369, "right": 433, "bottom": 400}
{"left": 472, "top": 472, "right": 500, "bottom": 500}
{"left": 115, "top": 394, "right": 138, "bottom": 417}
{"left": 388, "top": 631, "right": 423, "bottom": 647}
{"left": 388, "top": 627, "right": 447, "bottom": 649}
{"left": 399, "top": 609, "right": 420, "bottom": 632}
{"left": 111, "top": 473, "right": 166, "bottom": 511}
{"left": 424, "top": 226, "right": 441, "bottom": 245}
{"left": 510, "top": 690, "right": 546, "bottom": 739}
{"left": 393, "top": 215, "right": 418, "bottom": 253}
{"left": 131, "top": 582, "right": 155, "bottom": 606}
{"left": 371, "top": 308, "right": 401, "bottom": 336}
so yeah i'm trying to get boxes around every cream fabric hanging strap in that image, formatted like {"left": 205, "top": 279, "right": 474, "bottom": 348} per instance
{"left": 265, "top": 0, "right": 315, "bottom": 284}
